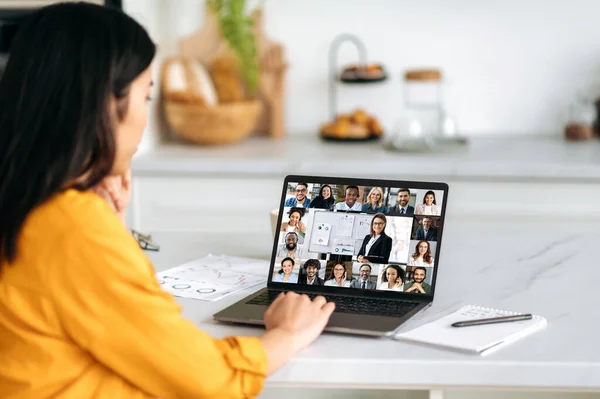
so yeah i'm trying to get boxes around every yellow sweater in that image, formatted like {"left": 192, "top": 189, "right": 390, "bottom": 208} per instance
{"left": 0, "top": 189, "right": 267, "bottom": 399}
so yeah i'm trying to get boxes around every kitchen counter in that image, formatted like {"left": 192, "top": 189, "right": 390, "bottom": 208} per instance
{"left": 127, "top": 134, "right": 600, "bottom": 232}
{"left": 145, "top": 219, "right": 600, "bottom": 398}
{"left": 132, "top": 135, "right": 600, "bottom": 182}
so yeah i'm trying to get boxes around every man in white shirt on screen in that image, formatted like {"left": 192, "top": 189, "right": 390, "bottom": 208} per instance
{"left": 276, "top": 232, "right": 303, "bottom": 259}
{"left": 334, "top": 185, "right": 362, "bottom": 211}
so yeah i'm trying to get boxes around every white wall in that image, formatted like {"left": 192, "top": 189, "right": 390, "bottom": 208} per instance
{"left": 124, "top": 0, "right": 600, "bottom": 150}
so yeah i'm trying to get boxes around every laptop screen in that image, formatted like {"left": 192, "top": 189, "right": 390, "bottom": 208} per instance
{"left": 269, "top": 175, "right": 448, "bottom": 298}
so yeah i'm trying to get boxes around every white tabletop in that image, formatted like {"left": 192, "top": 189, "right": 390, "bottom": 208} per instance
{"left": 145, "top": 218, "right": 600, "bottom": 391}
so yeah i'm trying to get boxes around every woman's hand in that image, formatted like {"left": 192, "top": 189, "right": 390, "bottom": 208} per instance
{"left": 394, "top": 278, "right": 403, "bottom": 289}
{"left": 298, "top": 221, "right": 306, "bottom": 232}
{"left": 93, "top": 170, "right": 132, "bottom": 225}
{"left": 260, "top": 292, "right": 335, "bottom": 374}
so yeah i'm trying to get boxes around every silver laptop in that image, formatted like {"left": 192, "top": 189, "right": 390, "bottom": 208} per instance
{"left": 214, "top": 175, "right": 449, "bottom": 336}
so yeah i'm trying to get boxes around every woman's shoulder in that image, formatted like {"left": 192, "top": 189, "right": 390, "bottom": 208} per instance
{"left": 22, "top": 189, "right": 140, "bottom": 264}
{"left": 14, "top": 189, "right": 149, "bottom": 289}
{"left": 25, "top": 189, "right": 117, "bottom": 236}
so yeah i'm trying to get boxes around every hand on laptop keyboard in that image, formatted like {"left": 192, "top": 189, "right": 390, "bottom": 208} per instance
{"left": 259, "top": 292, "right": 335, "bottom": 374}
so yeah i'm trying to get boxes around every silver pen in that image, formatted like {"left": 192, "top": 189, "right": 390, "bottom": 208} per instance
{"left": 451, "top": 314, "right": 533, "bottom": 328}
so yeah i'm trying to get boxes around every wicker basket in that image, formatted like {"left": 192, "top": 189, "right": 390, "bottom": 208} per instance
{"left": 163, "top": 99, "right": 262, "bottom": 145}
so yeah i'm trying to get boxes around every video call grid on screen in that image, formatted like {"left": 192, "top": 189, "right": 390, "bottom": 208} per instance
{"left": 269, "top": 176, "right": 448, "bottom": 297}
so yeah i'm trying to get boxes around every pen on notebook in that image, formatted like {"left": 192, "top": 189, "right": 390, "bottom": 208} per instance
{"left": 451, "top": 314, "right": 533, "bottom": 328}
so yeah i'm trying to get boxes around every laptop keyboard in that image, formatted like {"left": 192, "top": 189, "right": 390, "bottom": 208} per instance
{"left": 247, "top": 290, "right": 419, "bottom": 317}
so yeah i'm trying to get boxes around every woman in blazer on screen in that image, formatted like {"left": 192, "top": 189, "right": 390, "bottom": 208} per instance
{"left": 415, "top": 190, "right": 441, "bottom": 216}
{"left": 357, "top": 213, "right": 392, "bottom": 264}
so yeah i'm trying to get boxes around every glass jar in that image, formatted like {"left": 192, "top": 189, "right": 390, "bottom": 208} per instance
{"left": 564, "top": 94, "right": 595, "bottom": 140}
{"left": 403, "top": 69, "right": 443, "bottom": 136}
{"left": 389, "top": 69, "right": 444, "bottom": 151}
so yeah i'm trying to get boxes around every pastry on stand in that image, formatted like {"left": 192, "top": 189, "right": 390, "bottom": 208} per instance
{"left": 320, "top": 108, "right": 383, "bottom": 141}
{"left": 323, "top": 33, "right": 387, "bottom": 142}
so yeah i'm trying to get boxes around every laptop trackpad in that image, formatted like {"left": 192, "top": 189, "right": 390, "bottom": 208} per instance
{"left": 325, "top": 312, "right": 411, "bottom": 336}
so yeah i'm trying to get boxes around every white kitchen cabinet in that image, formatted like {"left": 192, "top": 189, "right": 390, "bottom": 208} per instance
{"left": 129, "top": 136, "right": 600, "bottom": 232}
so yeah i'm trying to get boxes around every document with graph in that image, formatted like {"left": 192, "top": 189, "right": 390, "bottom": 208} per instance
{"left": 156, "top": 254, "right": 267, "bottom": 301}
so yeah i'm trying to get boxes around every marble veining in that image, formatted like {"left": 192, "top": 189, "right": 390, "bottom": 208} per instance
{"left": 146, "top": 220, "right": 600, "bottom": 390}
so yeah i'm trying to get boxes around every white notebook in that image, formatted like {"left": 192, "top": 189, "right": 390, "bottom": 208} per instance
{"left": 394, "top": 305, "right": 547, "bottom": 356}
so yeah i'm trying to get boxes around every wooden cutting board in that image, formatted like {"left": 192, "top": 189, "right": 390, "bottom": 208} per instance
{"left": 179, "top": 6, "right": 287, "bottom": 139}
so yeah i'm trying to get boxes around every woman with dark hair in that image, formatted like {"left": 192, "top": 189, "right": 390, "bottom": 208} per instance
{"left": 280, "top": 207, "right": 306, "bottom": 233}
{"left": 272, "top": 257, "right": 299, "bottom": 283}
{"left": 324, "top": 261, "right": 351, "bottom": 287}
{"left": 415, "top": 190, "right": 441, "bottom": 216}
{"left": 0, "top": 3, "right": 334, "bottom": 398}
{"left": 309, "top": 184, "right": 335, "bottom": 210}
{"left": 357, "top": 213, "right": 393, "bottom": 264}
{"left": 378, "top": 265, "right": 405, "bottom": 291}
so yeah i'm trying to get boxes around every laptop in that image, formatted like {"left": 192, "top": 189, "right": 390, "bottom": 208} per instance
{"left": 214, "top": 175, "right": 449, "bottom": 337}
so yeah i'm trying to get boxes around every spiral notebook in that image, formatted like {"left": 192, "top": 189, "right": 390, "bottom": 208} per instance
{"left": 394, "top": 305, "right": 547, "bottom": 356}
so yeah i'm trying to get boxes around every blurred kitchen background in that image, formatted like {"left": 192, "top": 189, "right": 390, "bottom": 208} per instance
{"left": 123, "top": 0, "right": 600, "bottom": 149}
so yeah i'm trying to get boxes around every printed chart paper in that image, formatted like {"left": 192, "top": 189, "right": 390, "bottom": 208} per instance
{"left": 355, "top": 216, "right": 371, "bottom": 238}
{"left": 156, "top": 254, "right": 267, "bottom": 301}
{"left": 337, "top": 214, "right": 355, "bottom": 237}
{"left": 312, "top": 223, "right": 332, "bottom": 246}
{"left": 333, "top": 239, "right": 355, "bottom": 255}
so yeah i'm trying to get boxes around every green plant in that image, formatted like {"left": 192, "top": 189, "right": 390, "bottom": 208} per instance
{"left": 207, "top": 0, "right": 259, "bottom": 95}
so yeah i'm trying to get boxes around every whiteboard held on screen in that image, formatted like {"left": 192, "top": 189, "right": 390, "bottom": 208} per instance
{"left": 308, "top": 210, "right": 372, "bottom": 255}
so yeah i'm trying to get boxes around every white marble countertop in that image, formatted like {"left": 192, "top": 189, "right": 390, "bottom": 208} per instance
{"left": 145, "top": 218, "right": 600, "bottom": 391}
{"left": 132, "top": 135, "right": 600, "bottom": 182}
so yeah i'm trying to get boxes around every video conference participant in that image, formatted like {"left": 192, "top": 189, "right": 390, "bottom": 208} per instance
{"left": 349, "top": 264, "right": 376, "bottom": 289}
{"left": 309, "top": 184, "right": 334, "bottom": 210}
{"left": 414, "top": 217, "right": 437, "bottom": 241}
{"left": 378, "top": 265, "right": 405, "bottom": 291}
{"left": 387, "top": 188, "right": 414, "bottom": 216}
{"left": 407, "top": 240, "right": 434, "bottom": 267}
{"left": 404, "top": 267, "right": 431, "bottom": 294}
{"left": 298, "top": 259, "right": 325, "bottom": 286}
{"left": 272, "top": 257, "right": 299, "bottom": 283}
{"left": 280, "top": 207, "right": 306, "bottom": 233}
{"left": 277, "top": 232, "right": 303, "bottom": 259}
{"left": 284, "top": 182, "right": 311, "bottom": 208}
{"left": 357, "top": 213, "right": 392, "bottom": 264}
{"left": 415, "top": 190, "right": 441, "bottom": 216}
{"left": 362, "top": 187, "right": 386, "bottom": 213}
{"left": 334, "top": 185, "right": 362, "bottom": 211}
{"left": 324, "top": 262, "right": 351, "bottom": 287}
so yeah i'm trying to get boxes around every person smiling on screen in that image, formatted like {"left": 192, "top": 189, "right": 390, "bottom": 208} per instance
{"left": 357, "top": 213, "right": 392, "bottom": 264}
{"left": 362, "top": 187, "right": 387, "bottom": 214}
{"left": 273, "top": 257, "right": 299, "bottom": 283}
{"left": 309, "top": 184, "right": 335, "bottom": 210}
{"left": 0, "top": 3, "right": 334, "bottom": 398}
{"left": 284, "top": 182, "right": 311, "bottom": 208}
{"left": 408, "top": 240, "right": 434, "bottom": 267}
{"left": 377, "top": 265, "right": 405, "bottom": 292}
{"left": 415, "top": 190, "right": 441, "bottom": 216}
{"left": 280, "top": 207, "right": 307, "bottom": 233}
{"left": 324, "top": 262, "right": 351, "bottom": 287}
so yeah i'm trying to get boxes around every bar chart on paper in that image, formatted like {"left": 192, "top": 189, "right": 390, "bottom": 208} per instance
{"left": 156, "top": 254, "right": 267, "bottom": 301}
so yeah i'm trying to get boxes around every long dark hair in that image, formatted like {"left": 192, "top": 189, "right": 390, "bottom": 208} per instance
{"left": 309, "top": 184, "right": 334, "bottom": 209}
{"left": 0, "top": 2, "right": 156, "bottom": 266}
